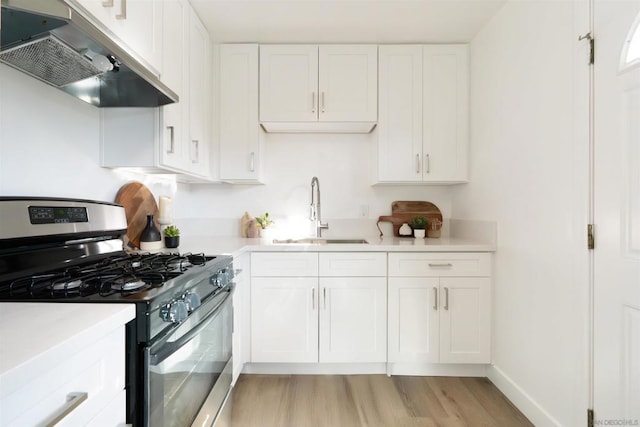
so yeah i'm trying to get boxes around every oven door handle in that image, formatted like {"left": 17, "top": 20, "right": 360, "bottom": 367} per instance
{"left": 150, "top": 286, "right": 233, "bottom": 366}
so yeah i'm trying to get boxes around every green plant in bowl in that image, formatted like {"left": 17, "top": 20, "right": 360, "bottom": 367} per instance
{"left": 163, "top": 225, "right": 180, "bottom": 237}
{"left": 255, "top": 212, "right": 274, "bottom": 229}
{"left": 409, "top": 216, "right": 428, "bottom": 230}
{"left": 163, "top": 225, "right": 180, "bottom": 248}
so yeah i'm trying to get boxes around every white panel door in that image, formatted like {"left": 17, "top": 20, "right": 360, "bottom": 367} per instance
{"left": 388, "top": 277, "right": 440, "bottom": 363}
{"left": 422, "top": 45, "right": 469, "bottom": 183}
{"left": 593, "top": 1, "right": 640, "bottom": 423}
{"left": 439, "top": 278, "right": 491, "bottom": 364}
{"left": 187, "top": 9, "right": 210, "bottom": 177}
{"left": 250, "top": 277, "right": 318, "bottom": 363}
{"left": 219, "top": 44, "right": 260, "bottom": 182}
{"left": 160, "top": 0, "right": 187, "bottom": 171}
{"left": 318, "top": 45, "right": 377, "bottom": 122}
{"left": 259, "top": 45, "right": 318, "bottom": 122}
{"left": 377, "top": 45, "right": 423, "bottom": 183}
{"left": 319, "top": 277, "right": 387, "bottom": 363}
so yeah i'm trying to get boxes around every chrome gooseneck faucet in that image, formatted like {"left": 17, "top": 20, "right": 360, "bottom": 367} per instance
{"left": 310, "top": 176, "right": 329, "bottom": 238}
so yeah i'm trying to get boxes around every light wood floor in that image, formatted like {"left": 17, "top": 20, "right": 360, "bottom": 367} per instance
{"left": 231, "top": 375, "right": 533, "bottom": 427}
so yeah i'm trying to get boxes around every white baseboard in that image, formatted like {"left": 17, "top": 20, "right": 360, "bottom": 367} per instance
{"left": 487, "top": 365, "right": 563, "bottom": 427}
{"left": 243, "top": 363, "right": 388, "bottom": 375}
{"left": 389, "top": 363, "right": 488, "bottom": 377}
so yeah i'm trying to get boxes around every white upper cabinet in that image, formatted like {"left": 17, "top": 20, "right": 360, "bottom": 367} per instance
{"left": 318, "top": 45, "right": 378, "bottom": 122}
{"left": 100, "top": 2, "right": 213, "bottom": 181}
{"left": 68, "top": 0, "right": 163, "bottom": 74}
{"left": 377, "top": 45, "right": 424, "bottom": 182}
{"left": 260, "top": 45, "right": 318, "bottom": 122}
{"left": 376, "top": 44, "right": 469, "bottom": 184}
{"left": 422, "top": 45, "right": 469, "bottom": 183}
{"left": 259, "top": 44, "right": 378, "bottom": 131}
{"left": 219, "top": 44, "right": 262, "bottom": 183}
{"left": 160, "top": 0, "right": 188, "bottom": 171}
{"left": 187, "top": 8, "right": 211, "bottom": 178}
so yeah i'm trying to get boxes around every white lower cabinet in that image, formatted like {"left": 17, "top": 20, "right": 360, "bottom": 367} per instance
{"left": 250, "top": 252, "right": 387, "bottom": 364}
{"left": 251, "top": 276, "right": 319, "bottom": 363}
{"left": 232, "top": 252, "right": 251, "bottom": 384}
{"left": 388, "top": 253, "right": 492, "bottom": 365}
{"left": 319, "top": 277, "right": 387, "bottom": 363}
{"left": 1, "top": 323, "right": 128, "bottom": 426}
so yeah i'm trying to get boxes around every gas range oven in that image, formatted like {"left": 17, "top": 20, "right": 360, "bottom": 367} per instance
{"left": 0, "top": 197, "right": 234, "bottom": 427}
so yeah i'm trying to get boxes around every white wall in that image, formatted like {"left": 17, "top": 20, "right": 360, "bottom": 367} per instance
{"left": 452, "top": 1, "right": 589, "bottom": 426}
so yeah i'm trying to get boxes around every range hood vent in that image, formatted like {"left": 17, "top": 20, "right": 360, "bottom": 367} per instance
{"left": 0, "top": 1, "right": 178, "bottom": 107}
{"left": 1, "top": 34, "right": 104, "bottom": 87}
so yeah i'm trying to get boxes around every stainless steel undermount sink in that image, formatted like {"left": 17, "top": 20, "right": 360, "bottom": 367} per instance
{"left": 272, "top": 238, "right": 369, "bottom": 245}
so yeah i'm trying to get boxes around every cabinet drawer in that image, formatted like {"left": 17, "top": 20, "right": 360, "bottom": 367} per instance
{"left": 319, "top": 252, "right": 386, "bottom": 277}
{"left": 1, "top": 327, "right": 125, "bottom": 427}
{"left": 251, "top": 252, "right": 318, "bottom": 276}
{"left": 388, "top": 253, "right": 491, "bottom": 277}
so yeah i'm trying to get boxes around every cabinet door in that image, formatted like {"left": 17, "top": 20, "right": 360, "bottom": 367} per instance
{"left": 318, "top": 45, "right": 377, "bottom": 122}
{"left": 70, "top": 0, "right": 163, "bottom": 74}
{"left": 160, "top": 0, "right": 188, "bottom": 171}
{"left": 319, "top": 277, "right": 387, "bottom": 363}
{"left": 187, "top": 10, "right": 211, "bottom": 177}
{"left": 377, "top": 45, "right": 423, "bottom": 183}
{"left": 219, "top": 44, "right": 261, "bottom": 182}
{"left": 250, "top": 277, "right": 319, "bottom": 363}
{"left": 259, "top": 45, "right": 318, "bottom": 122}
{"left": 422, "top": 45, "right": 469, "bottom": 183}
{"left": 232, "top": 252, "right": 250, "bottom": 385}
{"left": 439, "top": 277, "right": 491, "bottom": 363}
{"left": 388, "top": 277, "right": 440, "bottom": 363}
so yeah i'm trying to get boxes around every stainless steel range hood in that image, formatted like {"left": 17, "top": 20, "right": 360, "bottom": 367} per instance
{"left": 0, "top": 0, "right": 178, "bottom": 107}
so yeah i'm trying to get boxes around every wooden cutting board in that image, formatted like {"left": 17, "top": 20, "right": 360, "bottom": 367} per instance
{"left": 377, "top": 201, "right": 443, "bottom": 237}
{"left": 115, "top": 182, "right": 159, "bottom": 249}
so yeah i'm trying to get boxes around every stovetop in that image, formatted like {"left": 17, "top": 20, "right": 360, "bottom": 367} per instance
{"left": 0, "top": 252, "right": 209, "bottom": 299}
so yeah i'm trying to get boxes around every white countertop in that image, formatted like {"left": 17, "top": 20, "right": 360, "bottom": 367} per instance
{"left": 177, "top": 235, "right": 496, "bottom": 258}
{"left": 0, "top": 303, "right": 135, "bottom": 396}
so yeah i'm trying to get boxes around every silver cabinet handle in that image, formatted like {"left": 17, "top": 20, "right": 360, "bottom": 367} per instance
{"left": 433, "top": 287, "right": 438, "bottom": 310}
{"left": 426, "top": 153, "right": 431, "bottom": 174}
{"left": 323, "top": 287, "right": 327, "bottom": 309}
{"left": 416, "top": 153, "right": 421, "bottom": 173}
{"left": 191, "top": 140, "right": 199, "bottom": 163}
{"left": 312, "top": 288, "right": 315, "bottom": 309}
{"left": 428, "top": 263, "right": 453, "bottom": 268}
{"left": 311, "top": 92, "right": 316, "bottom": 113}
{"left": 116, "top": 0, "right": 127, "bottom": 19}
{"left": 444, "top": 287, "right": 449, "bottom": 310}
{"left": 45, "top": 392, "right": 88, "bottom": 427}
{"left": 321, "top": 92, "right": 325, "bottom": 113}
{"left": 102, "top": 0, "right": 114, "bottom": 6}
{"left": 234, "top": 268, "right": 243, "bottom": 275}
{"left": 249, "top": 152, "right": 255, "bottom": 172}
{"left": 166, "top": 126, "right": 175, "bottom": 154}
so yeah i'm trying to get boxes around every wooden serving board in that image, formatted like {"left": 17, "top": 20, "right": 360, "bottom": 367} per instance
{"left": 377, "top": 201, "right": 443, "bottom": 237}
{"left": 115, "top": 182, "right": 159, "bottom": 249}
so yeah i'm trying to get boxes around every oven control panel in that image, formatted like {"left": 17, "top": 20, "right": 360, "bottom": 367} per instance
{"left": 28, "top": 206, "right": 89, "bottom": 224}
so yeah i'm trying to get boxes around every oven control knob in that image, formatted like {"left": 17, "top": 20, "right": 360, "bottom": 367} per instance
{"left": 210, "top": 272, "right": 228, "bottom": 288}
{"left": 160, "top": 300, "right": 188, "bottom": 324}
{"left": 209, "top": 274, "right": 221, "bottom": 288}
{"left": 182, "top": 291, "right": 201, "bottom": 312}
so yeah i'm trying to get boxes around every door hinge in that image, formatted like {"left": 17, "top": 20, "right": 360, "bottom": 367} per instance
{"left": 588, "top": 224, "right": 595, "bottom": 250}
{"left": 588, "top": 408, "right": 594, "bottom": 427}
{"left": 579, "top": 33, "right": 594, "bottom": 65}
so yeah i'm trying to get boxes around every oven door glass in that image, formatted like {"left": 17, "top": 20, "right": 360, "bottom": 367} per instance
{"left": 146, "top": 288, "right": 233, "bottom": 427}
